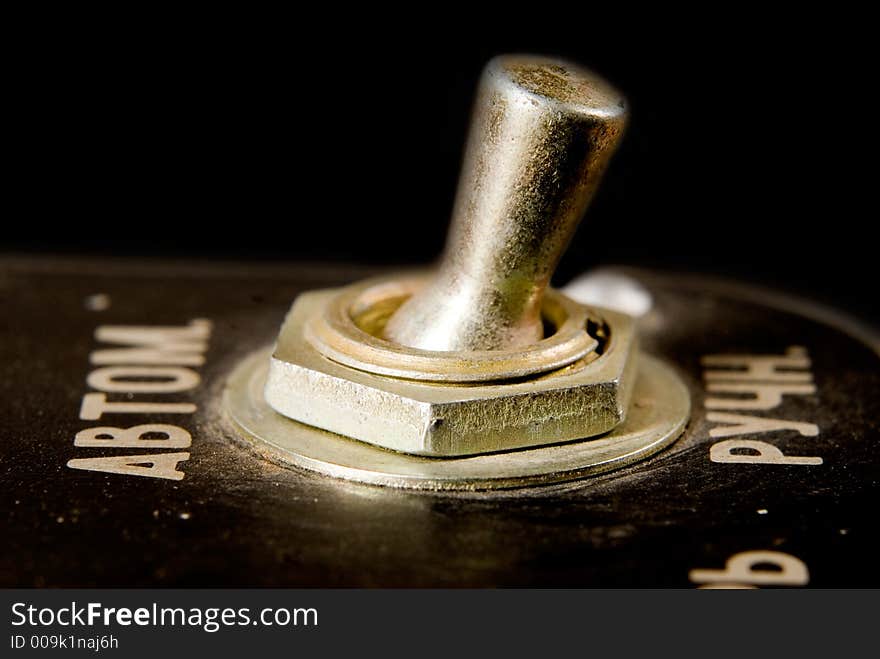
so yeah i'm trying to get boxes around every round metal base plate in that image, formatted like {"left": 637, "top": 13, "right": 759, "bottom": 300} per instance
{"left": 224, "top": 349, "right": 690, "bottom": 490}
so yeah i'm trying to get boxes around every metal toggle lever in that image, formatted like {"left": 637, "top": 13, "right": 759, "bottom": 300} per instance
{"left": 386, "top": 55, "right": 627, "bottom": 352}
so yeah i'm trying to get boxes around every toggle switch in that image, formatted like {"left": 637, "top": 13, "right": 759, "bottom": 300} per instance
{"left": 225, "top": 55, "right": 691, "bottom": 489}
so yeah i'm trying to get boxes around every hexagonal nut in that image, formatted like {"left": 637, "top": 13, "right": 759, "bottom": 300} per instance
{"left": 264, "top": 288, "right": 638, "bottom": 457}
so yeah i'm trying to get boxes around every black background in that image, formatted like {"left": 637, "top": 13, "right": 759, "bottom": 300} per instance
{"left": 6, "top": 13, "right": 876, "bottom": 324}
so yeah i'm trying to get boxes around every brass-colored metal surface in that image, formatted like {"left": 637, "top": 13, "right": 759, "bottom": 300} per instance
{"left": 252, "top": 54, "right": 684, "bottom": 466}
{"left": 304, "top": 275, "right": 599, "bottom": 382}
{"left": 264, "top": 289, "right": 638, "bottom": 457}
{"left": 384, "top": 55, "right": 627, "bottom": 352}
{"left": 229, "top": 349, "right": 689, "bottom": 491}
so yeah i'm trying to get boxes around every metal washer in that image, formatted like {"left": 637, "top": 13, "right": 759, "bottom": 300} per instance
{"left": 305, "top": 275, "right": 599, "bottom": 382}
{"left": 224, "top": 348, "right": 690, "bottom": 491}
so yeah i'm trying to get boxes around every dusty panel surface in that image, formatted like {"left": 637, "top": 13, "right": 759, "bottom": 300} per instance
{"left": 0, "top": 258, "right": 877, "bottom": 586}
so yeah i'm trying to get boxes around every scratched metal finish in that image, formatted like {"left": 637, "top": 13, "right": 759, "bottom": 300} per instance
{"left": 0, "top": 258, "right": 877, "bottom": 587}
